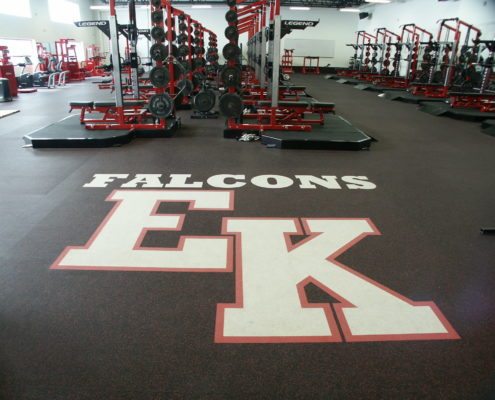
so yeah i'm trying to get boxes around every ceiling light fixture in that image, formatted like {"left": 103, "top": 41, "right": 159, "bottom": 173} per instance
{"left": 191, "top": 5, "right": 213, "bottom": 8}
{"left": 365, "top": 0, "right": 391, "bottom": 3}
{"left": 290, "top": 6, "right": 311, "bottom": 10}
{"left": 339, "top": 7, "right": 361, "bottom": 12}
{"left": 90, "top": 5, "right": 110, "bottom": 10}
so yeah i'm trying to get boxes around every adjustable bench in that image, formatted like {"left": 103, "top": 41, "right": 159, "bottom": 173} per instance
{"left": 70, "top": 100, "right": 147, "bottom": 123}
{"left": 257, "top": 99, "right": 335, "bottom": 113}
{"left": 250, "top": 99, "right": 335, "bottom": 125}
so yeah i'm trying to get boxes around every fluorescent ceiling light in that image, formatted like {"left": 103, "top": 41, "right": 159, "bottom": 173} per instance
{"left": 90, "top": 5, "right": 110, "bottom": 10}
{"left": 290, "top": 6, "right": 311, "bottom": 10}
{"left": 339, "top": 7, "right": 360, "bottom": 12}
{"left": 365, "top": 0, "right": 391, "bottom": 3}
{"left": 191, "top": 5, "right": 212, "bottom": 8}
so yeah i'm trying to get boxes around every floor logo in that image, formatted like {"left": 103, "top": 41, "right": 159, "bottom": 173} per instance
{"left": 51, "top": 188, "right": 459, "bottom": 343}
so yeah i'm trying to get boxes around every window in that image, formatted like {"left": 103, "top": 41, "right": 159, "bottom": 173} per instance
{"left": 0, "top": 38, "right": 37, "bottom": 74}
{"left": 48, "top": 0, "right": 81, "bottom": 24}
{"left": 0, "top": 0, "right": 32, "bottom": 18}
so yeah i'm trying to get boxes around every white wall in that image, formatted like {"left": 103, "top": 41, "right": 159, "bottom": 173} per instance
{"left": 281, "top": 8, "right": 359, "bottom": 67}
{"left": 95, "top": 4, "right": 359, "bottom": 68}
{"left": 358, "top": 0, "right": 495, "bottom": 40}
{"left": 0, "top": 0, "right": 98, "bottom": 52}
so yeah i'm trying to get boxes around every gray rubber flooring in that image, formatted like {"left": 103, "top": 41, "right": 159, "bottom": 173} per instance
{"left": 0, "top": 76, "right": 494, "bottom": 399}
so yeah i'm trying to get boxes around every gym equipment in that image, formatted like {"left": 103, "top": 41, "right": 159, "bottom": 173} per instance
{"left": 150, "top": 43, "right": 167, "bottom": 61}
{"left": 178, "top": 78, "right": 193, "bottom": 96}
{"left": 219, "top": 93, "right": 243, "bottom": 118}
{"left": 151, "top": 26, "right": 166, "bottom": 42}
{"left": 151, "top": 10, "right": 163, "bottom": 23}
{"left": 225, "top": 10, "right": 237, "bottom": 23}
{"left": 223, "top": 43, "right": 241, "bottom": 61}
{"left": 0, "top": 46, "right": 18, "bottom": 97}
{"left": 0, "top": 78, "right": 12, "bottom": 102}
{"left": 192, "top": 88, "right": 216, "bottom": 113}
{"left": 149, "top": 93, "right": 174, "bottom": 118}
{"left": 410, "top": 18, "right": 482, "bottom": 98}
{"left": 225, "top": 26, "right": 238, "bottom": 41}
{"left": 54, "top": 39, "right": 85, "bottom": 81}
{"left": 149, "top": 66, "right": 170, "bottom": 87}
{"left": 221, "top": 66, "right": 241, "bottom": 87}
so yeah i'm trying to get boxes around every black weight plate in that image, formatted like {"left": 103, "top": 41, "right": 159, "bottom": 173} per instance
{"left": 227, "top": 0, "right": 237, "bottom": 5}
{"left": 149, "top": 66, "right": 170, "bottom": 88}
{"left": 179, "top": 60, "right": 190, "bottom": 72}
{"left": 164, "top": 44, "right": 178, "bottom": 58}
{"left": 205, "top": 64, "right": 217, "bottom": 74}
{"left": 151, "top": 26, "right": 166, "bottom": 42}
{"left": 151, "top": 10, "right": 163, "bottom": 24}
{"left": 148, "top": 93, "right": 173, "bottom": 118}
{"left": 206, "top": 53, "right": 219, "bottom": 62}
{"left": 222, "top": 43, "right": 240, "bottom": 60}
{"left": 177, "top": 33, "right": 188, "bottom": 44}
{"left": 219, "top": 93, "right": 242, "bottom": 118}
{"left": 432, "top": 70, "right": 444, "bottom": 83}
{"left": 194, "top": 46, "right": 205, "bottom": 55}
{"left": 178, "top": 79, "right": 194, "bottom": 96}
{"left": 221, "top": 66, "right": 241, "bottom": 87}
{"left": 193, "top": 37, "right": 202, "bottom": 45}
{"left": 194, "top": 30, "right": 201, "bottom": 37}
{"left": 225, "top": 10, "right": 237, "bottom": 23}
{"left": 179, "top": 22, "right": 187, "bottom": 32}
{"left": 192, "top": 72, "right": 206, "bottom": 87}
{"left": 150, "top": 43, "right": 167, "bottom": 61}
{"left": 225, "top": 25, "right": 238, "bottom": 40}
{"left": 178, "top": 44, "right": 189, "bottom": 57}
{"left": 151, "top": 0, "right": 161, "bottom": 7}
{"left": 194, "top": 58, "right": 206, "bottom": 68}
{"left": 193, "top": 89, "right": 216, "bottom": 113}
{"left": 178, "top": 13, "right": 186, "bottom": 21}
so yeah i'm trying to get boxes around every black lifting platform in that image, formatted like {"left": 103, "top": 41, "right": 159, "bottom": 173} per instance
{"left": 419, "top": 102, "right": 495, "bottom": 121}
{"left": 481, "top": 119, "right": 495, "bottom": 136}
{"left": 380, "top": 90, "right": 447, "bottom": 103}
{"left": 336, "top": 77, "right": 363, "bottom": 85}
{"left": 261, "top": 115, "right": 374, "bottom": 150}
{"left": 354, "top": 83, "right": 403, "bottom": 93}
{"left": 23, "top": 115, "right": 179, "bottom": 148}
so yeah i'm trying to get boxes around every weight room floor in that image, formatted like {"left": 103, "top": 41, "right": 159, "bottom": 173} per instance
{"left": 0, "top": 76, "right": 494, "bottom": 399}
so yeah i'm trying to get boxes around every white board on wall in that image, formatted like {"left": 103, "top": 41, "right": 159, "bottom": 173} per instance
{"left": 283, "top": 39, "right": 335, "bottom": 58}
